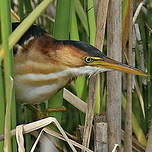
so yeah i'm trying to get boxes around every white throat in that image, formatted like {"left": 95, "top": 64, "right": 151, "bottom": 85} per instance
{"left": 67, "top": 66, "right": 111, "bottom": 77}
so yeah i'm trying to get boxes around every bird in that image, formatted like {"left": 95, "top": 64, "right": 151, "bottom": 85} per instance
{"left": 12, "top": 22, "right": 147, "bottom": 104}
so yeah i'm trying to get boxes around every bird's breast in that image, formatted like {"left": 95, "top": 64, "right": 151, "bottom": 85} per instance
{"left": 14, "top": 73, "right": 70, "bottom": 104}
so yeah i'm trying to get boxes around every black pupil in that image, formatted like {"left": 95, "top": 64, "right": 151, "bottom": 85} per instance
{"left": 85, "top": 57, "right": 91, "bottom": 63}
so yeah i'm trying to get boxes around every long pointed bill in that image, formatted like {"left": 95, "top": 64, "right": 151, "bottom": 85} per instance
{"left": 90, "top": 57, "right": 148, "bottom": 76}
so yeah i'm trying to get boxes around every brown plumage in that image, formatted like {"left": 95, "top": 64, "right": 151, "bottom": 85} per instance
{"left": 13, "top": 23, "right": 147, "bottom": 104}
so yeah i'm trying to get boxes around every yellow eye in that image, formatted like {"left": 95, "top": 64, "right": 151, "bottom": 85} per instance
{"left": 84, "top": 56, "right": 93, "bottom": 63}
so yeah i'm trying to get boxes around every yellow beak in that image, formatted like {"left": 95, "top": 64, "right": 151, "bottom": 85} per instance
{"left": 90, "top": 57, "right": 148, "bottom": 76}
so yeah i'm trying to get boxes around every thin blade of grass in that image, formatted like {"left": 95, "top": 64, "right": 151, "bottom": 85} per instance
{"left": 24, "top": 0, "right": 33, "bottom": 15}
{"left": 74, "top": 0, "right": 89, "bottom": 36}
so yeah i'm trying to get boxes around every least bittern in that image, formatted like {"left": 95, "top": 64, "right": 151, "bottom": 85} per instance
{"left": 13, "top": 23, "right": 147, "bottom": 104}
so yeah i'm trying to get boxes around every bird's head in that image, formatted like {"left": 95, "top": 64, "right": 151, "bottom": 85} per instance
{"left": 13, "top": 22, "right": 147, "bottom": 77}
{"left": 46, "top": 39, "right": 148, "bottom": 77}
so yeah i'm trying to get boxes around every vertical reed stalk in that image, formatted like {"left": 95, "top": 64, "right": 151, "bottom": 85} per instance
{"left": 124, "top": 0, "right": 133, "bottom": 151}
{"left": 107, "top": 0, "right": 122, "bottom": 151}
{"left": 94, "top": 0, "right": 109, "bottom": 114}
{"left": 94, "top": 0, "right": 109, "bottom": 151}
{"left": 0, "top": 0, "right": 14, "bottom": 151}
{"left": 146, "top": 1, "right": 152, "bottom": 131}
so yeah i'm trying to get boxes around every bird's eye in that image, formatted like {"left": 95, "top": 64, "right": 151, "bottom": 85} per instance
{"left": 84, "top": 56, "right": 93, "bottom": 63}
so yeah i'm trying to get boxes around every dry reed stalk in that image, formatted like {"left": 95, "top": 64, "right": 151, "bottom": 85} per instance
{"left": 107, "top": 0, "right": 122, "bottom": 150}
{"left": 124, "top": 0, "right": 133, "bottom": 151}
